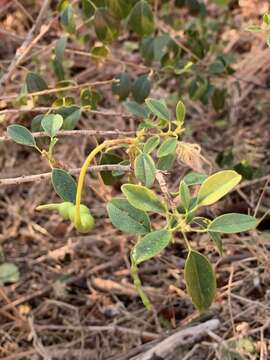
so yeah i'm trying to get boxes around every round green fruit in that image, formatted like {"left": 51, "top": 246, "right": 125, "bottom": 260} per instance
{"left": 58, "top": 202, "right": 74, "bottom": 220}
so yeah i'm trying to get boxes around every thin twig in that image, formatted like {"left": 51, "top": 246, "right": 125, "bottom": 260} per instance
{"left": 0, "top": 107, "right": 132, "bottom": 118}
{"left": 0, "top": 129, "right": 136, "bottom": 142}
{"left": 0, "top": 0, "right": 52, "bottom": 92}
{"left": 236, "top": 175, "right": 270, "bottom": 190}
{"left": 0, "top": 165, "right": 130, "bottom": 186}
{"left": 0, "top": 79, "right": 118, "bottom": 101}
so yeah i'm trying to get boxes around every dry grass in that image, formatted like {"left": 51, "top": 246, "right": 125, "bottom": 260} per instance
{"left": 0, "top": 1, "right": 270, "bottom": 359}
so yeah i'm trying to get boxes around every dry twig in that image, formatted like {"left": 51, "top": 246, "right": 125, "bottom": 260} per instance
{"left": 0, "top": 165, "right": 130, "bottom": 186}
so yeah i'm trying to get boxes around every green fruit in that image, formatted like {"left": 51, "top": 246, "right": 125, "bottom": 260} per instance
{"left": 58, "top": 202, "right": 74, "bottom": 220}
{"left": 68, "top": 204, "right": 90, "bottom": 222}
{"left": 75, "top": 213, "right": 95, "bottom": 233}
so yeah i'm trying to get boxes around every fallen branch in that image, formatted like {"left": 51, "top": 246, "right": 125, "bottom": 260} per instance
{"left": 130, "top": 319, "right": 220, "bottom": 360}
{"left": 0, "top": 165, "right": 130, "bottom": 186}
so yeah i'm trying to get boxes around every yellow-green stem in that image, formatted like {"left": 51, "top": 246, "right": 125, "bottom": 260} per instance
{"left": 75, "top": 138, "right": 135, "bottom": 229}
{"left": 130, "top": 261, "right": 152, "bottom": 310}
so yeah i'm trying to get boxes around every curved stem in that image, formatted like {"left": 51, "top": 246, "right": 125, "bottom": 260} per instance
{"left": 75, "top": 138, "right": 135, "bottom": 229}
{"left": 182, "top": 231, "right": 191, "bottom": 251}
{"left": 130, "top": 260, "right": 152, "bottom": 310}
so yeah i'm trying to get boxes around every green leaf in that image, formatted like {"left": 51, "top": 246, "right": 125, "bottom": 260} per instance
{"left": 52, "top": 58, "right": 65, "bottom": 81}
{"left": 94, "top": 8, "right": 120, "bottom": 43}
{"left": 132, "top": 229, "right": 172, "bottom": 265}
{"left": 56, "top": 106, "right": 81, "bottom": 130}
{"left": 81, "top": 0, "right": 95, "bottom": 19}
{"left": 90, "top": 44, "right": 110, "bottom": 60}
{"left": 55, "top": 36, "right": 67, "bottom": 61}
{"left": 212, "top": 0, "right": 231, "bottom": 5}
{"left": 143, "top": 135, "right": 160, "bottom": 153}
{"left": 183, "top": 172, "right": 208, "bottom": 186}
{"left": 176, "top": 100, "right": 186, "bottom": 125}
{"left": 246, "top": 24, "right": 261, "bottom": 33}
{"left": 145, "top": 98, "right": 170, "bottom": 120}
{"left": 31, "top": 114, "right": 44, "bottom": 132}
{"left": 263, "top": 13, "right": 270, "bottom": 26}
{"left": 267, "top": 34, "right": 270, "bottom": 48}
{"left": 132, "top": 74, "right": 151, "bottom": 103}
{"left": 100, "top": 152, "right": 124, "bottom": 185}
{"left": 7, "top": 125, "right": 36, "bottom": 147}
{"left": 107, "top": 0, "right": 132, "bottom": 19}
{"left": 212, "top": 87, "right": 226, "bottom": 111}
{"left": 141, "top": 34, "right": 170, "bottom": 63}
{"left": 209, "top": 60, "right": 225, "bottom": 75}
{"left": 80, "top": 89, "right": 101, "bottom": 109}
{"left": 184, "top": 250, "right": 216, "bottom": 312}
{"left": 112, "top": 73, "right": 131, "bottom": 101}
{"left": 107, "top": 197, "right": 151, "bottom": 235}
{"left": 134, "top": 153, "right": 156, "bottom": 187}
{"left": 121, "top": 184, "right": 166, "bottom": 214}
{"left": 41, "top": 114, "right": 63, "bottom": 138}
{"left": 208, "top": 213, "right": 257, "bottom": 234}
{"left": 197, "top": 170, "right": 242, "bottom": 207}
{"left": 179, "top": 180, "right": 190, "bottom": 210}
{"left": 0, "top": 263, "right": 20, "bottom": 285}
{"left": 51, "top": 168, "right": 77, "bottom": 203}
{"left": 61, "top": 4, "right": 76, "bottom": 33}
{"left": 157, "top": 137, "right": 177, "bottom": 158}
{"left": 26, "top": 72, "right": 48, "bottom": 93}
{"left": 208, "top": 231, "right": 223, "bottom": 256}
{"left": 124, "top": 100, "right": 149, "bottom": 117}
{"left": 157, "top": 153, "right": 176, "bottom": 171}
{"left": 128, "top": 0, "right": 154, "bottom": 37}
{"left": 152, "top": 34, "right": 171, "bottom": 61}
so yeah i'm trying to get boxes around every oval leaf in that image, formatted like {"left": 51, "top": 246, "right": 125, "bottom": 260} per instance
{"left": 61, "top": 4, "right": 76, "bottom": 33}
{"left": 112, "top": 73, "right": 131, "bottom": 101}
{"left": 208, "top": 213, "right": 257, "bottom": 234}
{"left": 134, "top": 153, "right": 156, "bottom": 187}
{"left": 145, "top": 98, "right": 170, "bottom": 120}
{"left": 107, "top": 0, "right": 132, "bottom": 19}
{"left": 128, "top": 0, "right": 154, "bottom": 37}
{"left": 197, "top": 170, "right": 242, "bottom": 207}
{"left": 107, "top": 197, "right": 150, "bottom": 235}
{"left": 183, "top": 171, "right": 208, "bottom": 186}
{"left": 184, "top": 250, "right": 216, "bottom": 312}
{"left": 121, "top": 184, "right": 166, "bottom": 214}
{"left": 56, "top": 106, "right": 81, "bottom": 130}
{"left": 26, "top": 72, "right": 48, "bottom": 93}
{"left": 94, "top": 8, "right": 120, "bottom": 43}
{"left": 132, "top": 229, "right": 172, "bottom": 265}
{"left": 143, "top": 135, "right": 160, "bottom": 153}
{"left": 132, "top": 74, "right": 151, "bottom": 103}
{"left": 7, "top": 125, "right": 36, "bottom": 147}
{"left": 157, "top": 153, "right": 176, "bottom": 171}
{"left": 179, "top": 180, "right": 190, "bottom": 210}
{"left": 124, "top": 100, "right": 149, "bottom": 118}
{"left": 0, "top": 262, "right": 20, "bottom": 285}
{"left": 176, "top": 100, "right": 186, "bottom": 125}
{"left": 52, "top": 168, "right": 77, "bottom": 203}
{"left": 208, "top": 231, "right": 223, "bottom": 256}
{"left": 41, "top": 114, "right": 63, "bottom": 138}
{"left": 157, "top": 137, "right": 177, "bottom": 158}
